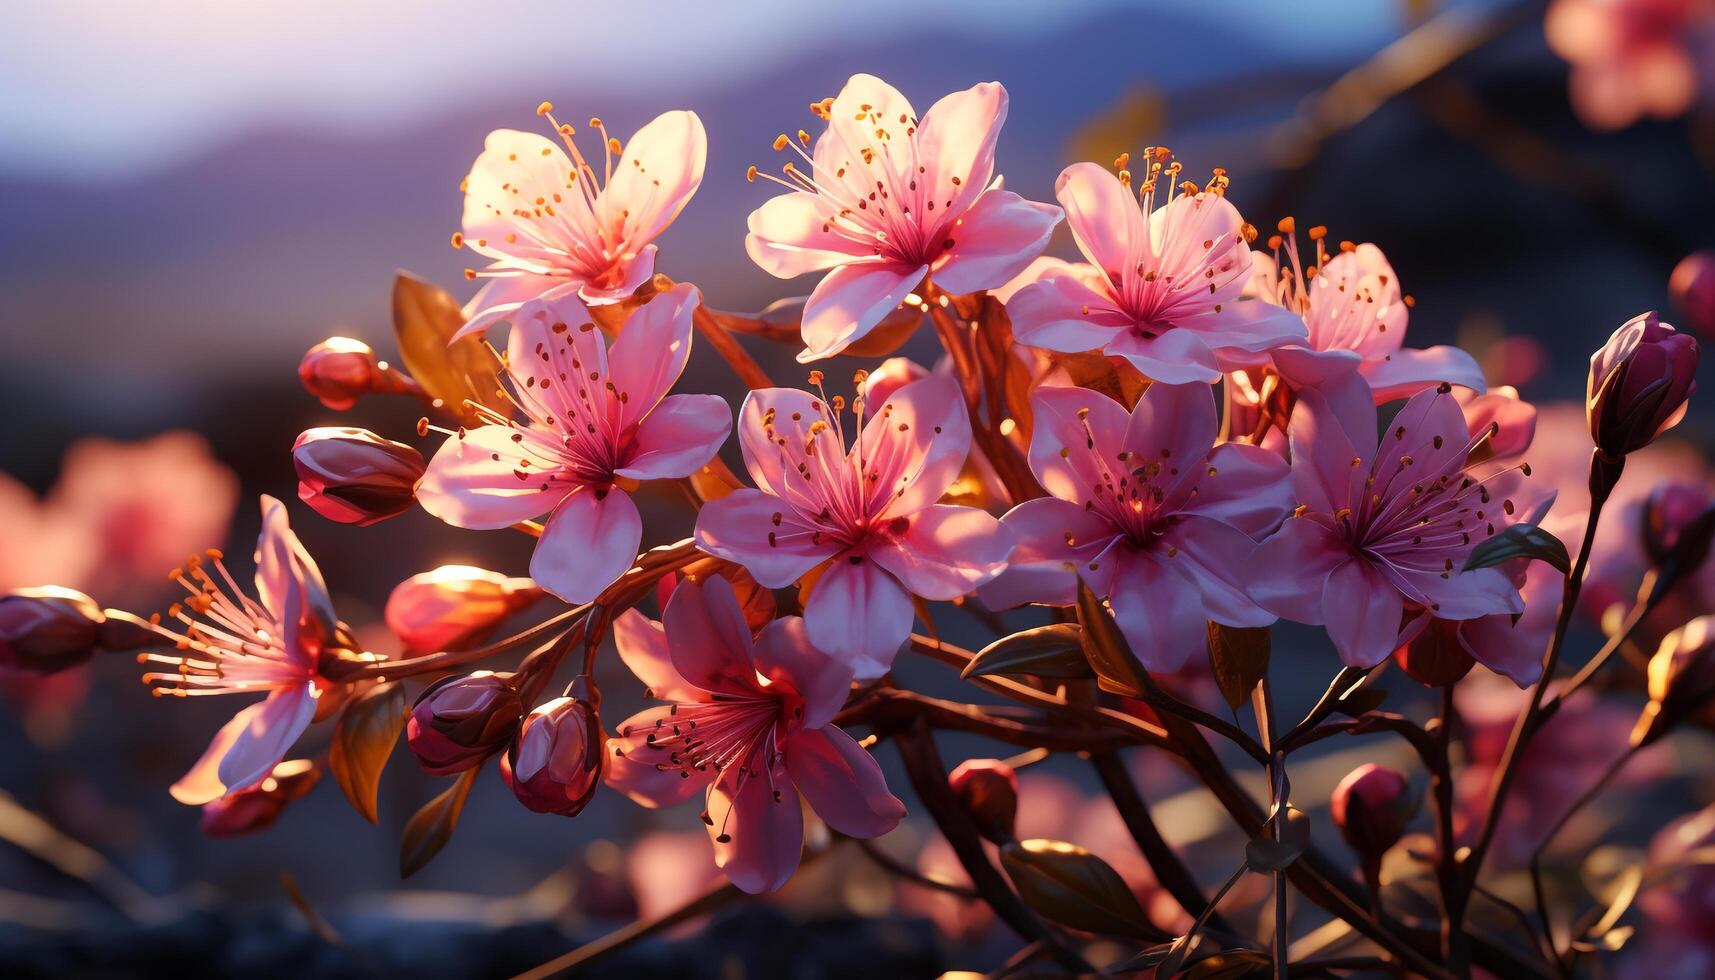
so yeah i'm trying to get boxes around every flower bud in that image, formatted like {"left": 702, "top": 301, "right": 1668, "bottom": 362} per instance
{"left": 1330, "top": 764, "right": 1415, "bottom": 861}
{"left": 198, "top": 759, "right": 321, "bottom": 837}
{"left": 298, "top": 337, "right": 380, "bottom": 410}
{"left": 1634, "top": 616, "right": 1715, "bottom": 746}
{"left": 502, "top": 694, "right": 603, "bottom": 816}
{"left": 0, "top": 587, "right": 153, "bottom": 674}
{"left": 1393, "top": 617, "right": 1476, "bottom": 687}
{"left": 1587, "top": 312, "right": 1699, "bottom": 461}
{"left": 1670, "top": 251, "right": 1715, "bottom": 338}
{"left": 407, "top": 671, "right": 523, "bottom": 775}
{"left": 1642, "top": 482, "right": 1715, "bottom": 574}
{"left": 293, "top": 427, "right": 425, "bottom": 526}
{"left": 948, "top": 758, "right": 1018, "bottom": 844}
{"left": 386, "top": 566, "right": 543, "bottom": 654}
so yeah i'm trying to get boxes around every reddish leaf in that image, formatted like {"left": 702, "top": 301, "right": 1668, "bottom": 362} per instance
{"left": 1207, "top": 623, "right": 1271, "bottom": 711}
{"left": 391, "top": 272, "right": 506, "bottom": 423}
{"left": 999, "top": 838, "right": 1158, "bottom": 938}
{"left": 399, "top": 767, "right": 479, "bottom": 878}
{"left": 1074, "top": 579, "right": 1149, "bottom": 698}
{"left": 328, "top": 681, "right": 407, "bottom": 824}
{"left": 963, "top": 624, "right": 1092, "bottom": 680}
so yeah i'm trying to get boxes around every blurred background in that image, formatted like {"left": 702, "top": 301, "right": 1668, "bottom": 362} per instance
{"left": 6, "top": 0, "right": 1715, "bottom": 976}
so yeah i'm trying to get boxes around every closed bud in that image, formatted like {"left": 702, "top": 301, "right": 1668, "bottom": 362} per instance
{"left": 386, "top": 565, "right": 543, "bottom": 654}
{"left": 502, "top": 692, "right": 603, "bottom": 816}
{"left": 948, "top": 758, "right": 1018, "bottom": 844}
{"left": 1642, "top": 482, "right": 1715, "bottom": 574}
{"left": 1670, "top": 251, "right": 1715, "bottom": 338}
{"left": 293, "top": 427, "right": 425, "bottom": 526}
{"left": 1634, "top": 616, "right": 1715, "bottom": 746}
{"left": 1587, "top": 312, "right": 1699, "bottom": 462}
{"left": 298, "top": 337, "right": 380, "bottom": 410}
{"left": 407, "top": 671, "right": 523, "bottom": 775}
{"left": 198, "top": 759, "right": 321, "bottom": 837}
{"left": 0, "top": 587, "right": 153, "bottom": 674}
{"left": 1330, "top": 764, "right": 1415, "bottom": 861}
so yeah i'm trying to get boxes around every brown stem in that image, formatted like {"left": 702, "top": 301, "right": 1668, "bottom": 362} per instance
{"left": 1091, "top": 751, "right": 1227, "bottom": 930}
{"left": 922, "top": 290, "right": 1039, "bottom": 505}
{"left": 691, "top": 305, "right": 774, "bottom": 391}
{"left": 1430, "top": 685, "right": 1467, "bottom": 972}
{"left": 320, "top": 605, "right": 589, "bottom": 683}
{"left": 855, "top": 688, "right": 1142, "bottom": 752}
{"left": 854, "top": 836, "right": 980, "bottom": 899}
{"left": 1528, "top": 743, "right": 1640, "bottom": 971}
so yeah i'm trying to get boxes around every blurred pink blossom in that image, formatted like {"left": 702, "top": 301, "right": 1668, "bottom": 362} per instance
{"left": 1547, "top": 0, "right": 1715, "bottom": 129}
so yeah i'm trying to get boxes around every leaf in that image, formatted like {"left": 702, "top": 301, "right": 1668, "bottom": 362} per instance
{"left": 1334, "top": 685, "right": 1388, "bottom": 718}
{"left": 328, "top": 681, "right": 407, "bottom": 824}
{"left": 1074, "top": 579, "right": 1149, "bottom": 698}
{"left": 963, "top": 624, "right": 1092, "bottom": 680}
{"left": 399, "top": 767, "right": 479, "bottom": 878}
{"left": 1245, "top": 805, "right": 1311, "bottom": 872}
{"left": 999, "top": 838, "right": 1157, "bottom": 938}
{"left": 1207, "top": 623, "right": 1271, "bottom": 711}
{"left": 391, "top": 272, "right": 507, "bottom": 423}
{"left": 1464, "top": 523, "right": 1570, "bottom": 574}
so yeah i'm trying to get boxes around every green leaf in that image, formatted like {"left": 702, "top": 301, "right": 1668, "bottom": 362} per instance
{"left": 391, "top": 272, "right": 507, "bottom": 423}
{"left": 999, "top": 838, "right": 1158, "bottom": 938}
{"left": 1074, "top": 579, "right": 1149, "bottom": 698}
{"left": 1464, "top": 523, "right": 1570, "bottom": 574}
{"left": 399, "top": 767, "right": 479, "bottom": 878}
{"left": 962, "top": 624, "right": 1092, "bottom": 680}
{"left": 329, "top": 681, "right": 408, "bottom": 824}
{"left": 1245, "top": 805, "right": 1311, "bottom": 872}
{"left": 1207, "top": 622, "right": 1271, "bottom": 711}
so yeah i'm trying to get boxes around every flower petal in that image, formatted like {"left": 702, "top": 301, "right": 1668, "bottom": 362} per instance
{"left": 1159, "top": 515, "right": 1274, "bottom": 627}
{"left": 804, "top": 557, "right": 914, "bottom": 680}
{"left": 1106, "top": 327, "right": 1222, "bottom": 384}
{"left": 785, "top": 726, "right": 906, "bottom": 839}
{"left": 708, "top": 755, "right": 803, "bottom": 893}
{"left": 930, "top": 189, "right": 1061, "bottom": 295}
{"left": 605, "top": 706, "right": 709, "bottom": 808}
{"left": 860, "top": 375, "right": 972, "bottom": 519}
{"left": 529, "top": 487, "right": 642, "bottom": 604}
{"left": 1107, "top": 548, "right": 1207, "bottom": 672}
{"left": 1027, "top": 384, "right": 1132, "bottom": 503}
{"left": 1360, "top": 345, "right": 1487, "bottom": 403}
{"left": 981, "top": 496, "right": 1121, "bottom": 608}
{"left": 867, "top": 504, "right": 1014, "bottom": 600}
{"left": 1005, "top": 271, "right": 1128, "bottom": 353}
{"left": 607, "top": 282, "right": 699, "bottom": 430}
{"left": 746, "top": 192, "right": 869, "bottom": 278}
{"left": 253, "top": 494, "right": 335, "bottom": 661}
{"left": 461, "top": 129, "right": 584, "bottom": 272}
{"left": 915, "top": 81, "right": 1007, "bottom": 221}
{"left": 171, "top": 688, "right": 316, "bottom": 805}
{"left": 602, "top": 110, "right": 706, "bottom": 249}
{"left": 694, "top": 489, "right": 840, "bottom": 588}
{"left": 798, "top": 260, "right": 927, "bottom": 362}
{"left": 1286, "top": 387, "right": 1371, "bottom": 515}
{"left": 1055, "top": 162, "right": 1144, "bottom": 277}
{"left": 416, "top": 426, "right": 575, "bottom": 530}
{"left": 1125, "top": 381, "right": 1218, "bottom": 502}
{"left": 663, "top": 574, "right": 764, "bottom": 696}
{"left": 1185, "top": 443, "right": 1293, "bottom": 538}
{"left": 618, "top": 393, "right": 732, "bottom": 481}
{"left": 750, "top": 616, "right": 852, "bottom": 730}
{"left": 613, "top": 610, "right": 700, "bottom": 703}
{"left": 1246, "top": 518, "right": 1351, "bottom": 624}
{"left": 1322, "top": 558, "right": 1406, "bottom": 668}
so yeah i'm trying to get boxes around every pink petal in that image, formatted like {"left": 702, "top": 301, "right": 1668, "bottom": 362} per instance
{"left": 1306, "top": 243, "right": 1406, "bottom": 357}
{"left": 1460, "top": 388, "right": 1537, "bottom": 460}
{"left": 1124, "top": 381, "right": 1218, "bottom": 501}
{"left": 1270, "top": 345, "right": 1373, "bottom": 424}
{"left": 504, "top": 291, "right": 608, "bottom": 422}
{"left": 416, "top": 425, "right": 575, "bottom": 530}
{"left": 530, "top": 487, "right": 641, "bottom": 604}
{"left": 1055, "top": 161, "right": 1144, "bottom": 277}
{"left": 1184, "top": 443, "right": 1293, "bottom": 538}
{"left": 859, "top": 375, "right": 971, "bottom": 519}
{"left": 617, "top": 393, "right": 731, "bottom": 481}
{"left": 461, "top": 129, "right": 581, "bottom": 271}
{"left": 1159, "top": 515, "right": 1275, "bottom": 627}
{"left": 605, "top": 706, "right": 709, "bottom": 807}
{"left": 1456, "top": 613, "right": 1545, "bottom": 688}
{"left": 1286, "top": 387, "right": 1371, "bottom": 515}
{"left": 993, "top": 255, "right": 1088, "bottom": 304}
{"left": 867, "top": 504, "right": 1013, "bottom": 600}
{"left": 734, "top": 388, "right": 841, "bottom": 517}
{"left": 1322, "top": 558, "right": 1405, "bottom": 668}
{"left": 171, "top": 688, "right": 314, "bottom": 805}
{"left": 612, "top": 609, "right": 700, "bottom": 703}
{"left": 804, "top": 557, "right": 914, "bottom": 680}
{"left": 1246, "top": 518, "right": 1351, "bottom": 625}
{"left": 1005, "top": 272, "right": 1128, "bottom": 353}
{"left": 1386, "top": 564, "right": 1523, "bottom": 621}
{"left": 981, "top": 497, "right": 1120, "bottom": 608}
{"left": 930, "top": 189, "right": 1062, "bottom": 295}
{"left": 785, "top": 726, "right": 906, "bottom": 838}
{"left": 798, "top": 260, "right": 927, "bottom": 362}
{"left": 607, "top": 282, "right": 699, "bottom": 430}
{"left": 1359, "top": 345, "right": 1487, "bottom": 403}
{"left": 601, "top": 110, "right": 707, "bottom": 249}
{"left": 746, "top": 191, "right": 869, "bottom": 278}
{"left": 750, "top": 616, "right": 853, "bottom": 730}
{"left": 1106, "top": 327, "right": 1221, "bottom": 384}
{"left": 456, "top": 273, "right": 572, "bottom": 342}
{"left": 662, "top": 575, "right": 765, "bottom": 697}
{"left": 1027, "top": 384, "right": 1131, "bottom": 503}
{"left": 576, "top": 244, "right": 658, "bottom": 307}
{"left": 708, "top": 755, "right": 803, "bottom": 893}
{"left": 1107, "top": 547, "right": 1207, "bottom": 672}
{"left": 1188, "top": 300, "right": 1309, "bottom": 358}
{"left": 694, "top": 489, "right": 839, "bottom": 588}
{"left": 915, "top": 81, "right": 1007, "bottom": 221}
{"left": 252, "top": 495, "right": 335, "bottom": 661}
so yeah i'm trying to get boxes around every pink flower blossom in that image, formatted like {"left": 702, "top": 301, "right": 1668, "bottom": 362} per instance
{"left": 1242, "top": 238, "right": 1485, "bottom": 402}
{"left": 1547, "top": 0, "right": 1715, "bottom": 130}
{"left": 1006, "top": 153, "right": 1307, "bottom": 383}
{"left": 980, "top": 382, "right": 1291, "bottom": 671}
{"left": 1248, "top": 384, "right": 1536, "bottom": 667}
{"left": 417, "top": 284, "right": 730, "bottom": 604}
{"left": 139, "top": 496, "right": 339, "bottom": 805}
{"left": 455, "top": 106, "right": 706, "bottom": 340}
{"left": 744, "top": 74, "right": 1061, "bottom": 361}
{"left": 604, "top": 576, "right": 905, "bottom": 893}
{"left": 693, "top": 374, "right": 1012, "bottom": 678}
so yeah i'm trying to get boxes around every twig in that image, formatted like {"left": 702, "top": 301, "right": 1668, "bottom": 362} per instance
{"left": 1091, "top": 751, "right": 1228, "bottom": 930}
{"left": 1529, "top": 744, "right": 1641, "bottom": 970}
{"left": 690, "top": 305, "right": 774, "bottom": 391}
{"left": 854, "top": 837, "right": 980, "bottom": 900}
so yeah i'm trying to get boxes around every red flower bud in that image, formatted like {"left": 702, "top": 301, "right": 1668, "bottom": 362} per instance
{"left": 1642, "top": 482, "right": 1715, "bottom": 574}
{"left": 198, "top": 759, "right": 321, "bottom": 837}
{"left": 1671, "top": 251, "right": 1715, "bottom": 338}
{"left": 1635, "top": 616, "right": 1715, "bottom": 746}
{"left": 0, "top": 587, "right": 153, "bottom": 674}
{"left": 386, "top": 566, "right": 543, "bottom": 654}
{"left": 293, "top": 427, "right": 425, "bottom": 526}
{"left": 407, "top": 671, "right": 523, "bottom": 775}
{"left": 948, "top": 757, "right": 1018, "bottom": 844}
{"left": 1587, "top": 312, "right": 1699, "bottom": 460}
{"left": 502, "top": 694, "right": 603, "bottom": 816}
{"left": 298, "top": 337, "right": 380, "bottom": 410}
{"left": 1330, "top": 764, "right": 1415, "bottom": 860}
